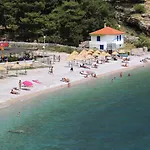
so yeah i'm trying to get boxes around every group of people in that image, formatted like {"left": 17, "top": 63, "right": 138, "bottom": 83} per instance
{"left": 111, "top": 72, "right": 131, "bottom": 82}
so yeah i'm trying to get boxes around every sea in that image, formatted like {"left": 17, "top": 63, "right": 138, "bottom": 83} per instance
{"left": 0, "top": 65, "right": 150, "bottom": 150}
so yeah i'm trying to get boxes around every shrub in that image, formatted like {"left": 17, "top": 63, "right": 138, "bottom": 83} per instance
{"left": 134, "top": 4, "right": 146, "bottom": 13}
{"left": 135, "top": 34, "right": 150, "bottom": 50}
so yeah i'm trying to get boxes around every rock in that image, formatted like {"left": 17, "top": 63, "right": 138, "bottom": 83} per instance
{"left": 114, "top": 2, "right": 150, "bottom": 36}
{"left": 124, "top": 35, "right": 139, "bottom": 43}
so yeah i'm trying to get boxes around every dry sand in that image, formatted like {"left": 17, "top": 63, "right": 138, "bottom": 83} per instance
{"left": 0, "top": 52, "right": 150, "bottom": 109}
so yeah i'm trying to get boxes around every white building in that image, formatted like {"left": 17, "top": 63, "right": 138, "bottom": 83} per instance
{"left": 89, "top": 27, "right": 125, "bottom": 51}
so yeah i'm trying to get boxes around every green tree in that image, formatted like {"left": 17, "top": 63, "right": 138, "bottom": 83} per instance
{"left": 135, "top": 34, "right": 150, "bottom": 50}
{"left": 47, "top": 1, "right": 85, "bottom": 46}
{"left": 134, "top": 4, "right": 146, "bottom": 13}
{"left": 80, "top": 0, "right": 116, "bottom": 40}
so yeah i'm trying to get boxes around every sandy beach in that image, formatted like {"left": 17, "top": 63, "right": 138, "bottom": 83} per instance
{"left": 0, "top": 52, "right": 150, "bottom": 108}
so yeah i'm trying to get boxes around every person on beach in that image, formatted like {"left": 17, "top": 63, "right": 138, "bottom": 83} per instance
{"left": 84, "top": 74, "right": 88, "bottom": 78}
{"left": 128, "top": 73, "right": 131, "bottom": 76}
{"left": 92, "top": 73, "right": 97, "bottom": 78}
{"left": 70, "top": 65, "right": 73, "bottom": 71}
{"left": 10, "top": 89, "right": 19, "bottom": 95}
{"left": 120, "top": 72, "right": 122, "bottom": 77}
{"left": 19, "top": 80, "right": 21, "bottom": 89}
{"left": 58, "top": 55, "right": 60, "bottom": 62}
{"left": 67, "top": 82, "right": 70, "bottom": 88}
{"left": 49, "top": 66, "right": 53, "bottom": 74}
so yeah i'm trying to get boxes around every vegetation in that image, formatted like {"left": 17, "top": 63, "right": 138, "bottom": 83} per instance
{"left": 0, "top": 0, "right": 116, "bottom": 46}
{"left": 134, "top": 4, "right": 146, "bottom": 13}
{"left": 108, "top": 0, "right": 145, "bottom": 4}
{"left": 135, "top": 34, "right": 150, "bottom": 50}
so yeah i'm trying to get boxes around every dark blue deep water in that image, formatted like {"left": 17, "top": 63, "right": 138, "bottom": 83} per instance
{"left": 0, "top": 65, "right": 150, "bottom": 150}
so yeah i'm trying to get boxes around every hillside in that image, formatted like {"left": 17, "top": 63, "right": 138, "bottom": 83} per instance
{"left": 114, "top": 0, "right": 150, "bottom": 36}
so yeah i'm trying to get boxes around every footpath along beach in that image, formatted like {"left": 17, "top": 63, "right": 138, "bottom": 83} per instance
{"left": 0, "top": 52, "right": 150, "bottom": 108}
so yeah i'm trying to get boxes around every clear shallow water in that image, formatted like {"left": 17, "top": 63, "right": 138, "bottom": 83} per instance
{"left": 0, "top": 66, "right": 150, "bottom": 150}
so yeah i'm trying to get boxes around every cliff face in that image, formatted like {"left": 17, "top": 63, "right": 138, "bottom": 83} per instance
{"left": 115, "top": 0, "right": 150, "bottom": 36}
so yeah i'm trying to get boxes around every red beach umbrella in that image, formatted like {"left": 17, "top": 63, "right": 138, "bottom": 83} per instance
{"left": 22, "top": 81, "right": 33, "bottom": 87}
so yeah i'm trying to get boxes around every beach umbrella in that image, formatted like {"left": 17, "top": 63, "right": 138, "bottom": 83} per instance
{"left": 70, "top": 50, "right": 78, "bottom": 55}
{"left": 119, "top": 50, "right": 125, "bottom": 54}
{"left": 79, "top": 49, "right": 87, "bottom": 56}
{"left": 67, "top": 53, "right": 78, "bottom": 61}
{"left": 95, "top": 50, "right": 101, "bottom": 54}
{"left": 88, "top": 49, "right": 94, "bottom": 52}
{"left": 86, "top": 55, "right": 94, "bottom": 60}
{"left": 92, "top": 52, "right": 99, "bottom": 57}
{"left": 75, "top": 55, "right": 85, "bottom": 61}
{"left": 112, "top": 51, "right": 118, "bottom": 55}
{"left": 105, "top": 53, "right": 111, "bottom": 57}
{"left": 67, "top": 55, "right": 75, "bottom": 61}
{"left": 87, "top": 51, "right": 93, "bottom": 55}
{"left": 101, "top": 51, "right": 107, "bottom": 56}
{"left": 67, "top": 50, "right": 79, "bottom": 61}
{"left": 22, "top": 81, "right": 33, "bottom": 87}
{"left": 87, "top": 49, "right": 94, "bottom": 54}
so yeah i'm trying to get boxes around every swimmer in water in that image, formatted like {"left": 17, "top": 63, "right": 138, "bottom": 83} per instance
{"left": 18, "top": 112, "right": 20, "bottom": 117}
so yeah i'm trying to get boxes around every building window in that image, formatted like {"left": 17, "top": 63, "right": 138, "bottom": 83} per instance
{"left": 100, "top": 45, "right": 104, "bottom": 50}
{"left": 97, "top": 36, "right": 100, "bottom": 41}
{"left": 117, "top": 35, "right": 121, "bottom": 41}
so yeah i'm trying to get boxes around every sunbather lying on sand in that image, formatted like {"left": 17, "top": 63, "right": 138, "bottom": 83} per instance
{"left": 122, "top": 63, "right": 128, "bottom": 67}
{"left": 10, "top": 89, "right": 20, "bottom": 95}
{"left": 80, "top": 70, "right": 90, "bottom": 75}
{"left": 80, "top": 64, "right": 90, "bottom": 69}
{"left": 60, "top": 78, "right": 70, "bottom": 83}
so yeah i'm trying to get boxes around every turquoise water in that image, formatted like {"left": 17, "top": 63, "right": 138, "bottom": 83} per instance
{"left": 0, "top": 66, "right": 150, "bottom": 150}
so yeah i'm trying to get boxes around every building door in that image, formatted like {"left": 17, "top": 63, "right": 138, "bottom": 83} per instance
{"left": 100, "top": 45, "right": 104, "bottom": 50}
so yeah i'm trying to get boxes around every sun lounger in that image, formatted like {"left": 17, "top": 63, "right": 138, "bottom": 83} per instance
{"left": 13, "top": 87, "right": 19, "bottom": 90}
{"left": 21, "top": 88, "right": 31, "bottom": 91}
{"left": 80, "top": 64, "right": 90, "bottom": 69}
{"left": 32, "top": 80, "right": 41, "bottom": 84}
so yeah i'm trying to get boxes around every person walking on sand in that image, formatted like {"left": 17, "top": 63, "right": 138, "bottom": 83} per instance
{"left": 19, "top": 80, "right": 21, "bottom": 89}
{"left": 70, "top": 66, "right": 73, "bottom": 71}
{"left": 48, "top": 66, "right": 54, "bottom": 74}
{"left": 70, "top": 64, "right": 73, "bottom": 71}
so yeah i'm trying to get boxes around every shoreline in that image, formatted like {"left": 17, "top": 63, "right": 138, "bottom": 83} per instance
{"left": 0, "top": 60, "right": 148, "bottom": 110}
